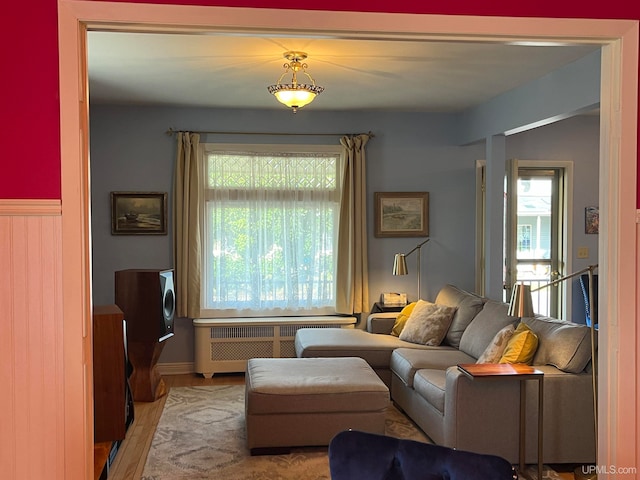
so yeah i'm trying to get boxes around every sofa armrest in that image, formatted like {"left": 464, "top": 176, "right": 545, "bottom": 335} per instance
{"left": 443, "top": 364, "right": 596, "bottom": 464}
{"left": 367, "top": 313, "right": 399, "bottom": 334}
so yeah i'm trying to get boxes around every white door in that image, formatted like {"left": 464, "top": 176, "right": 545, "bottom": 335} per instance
{"left": 504, "top": 161, "right": 570, "bottom": 318}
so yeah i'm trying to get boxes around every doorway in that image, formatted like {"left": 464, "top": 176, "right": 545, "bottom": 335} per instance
{"left": 504, "top": 163, "right": 571, "bottom": 319}
{"left": 58, "top": 3, "right": 638, "bottom": 478}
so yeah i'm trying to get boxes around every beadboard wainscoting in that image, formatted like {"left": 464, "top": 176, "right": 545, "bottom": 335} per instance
{"left": 0, "top": 200, "right": 67, "bottom": 480}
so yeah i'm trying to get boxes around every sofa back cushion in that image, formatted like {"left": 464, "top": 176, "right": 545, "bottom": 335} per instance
{"left": 459, "top": 301, "right": 519, "bottom": 359}
{"left": 522, "top": 315, "right": 593, "bottom": 373}
{"left": 435, "top": 284, "right": 486, "bottom": 349}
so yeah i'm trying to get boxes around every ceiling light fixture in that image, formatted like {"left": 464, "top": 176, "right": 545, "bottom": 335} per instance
{"left": 267, "top": 51, "right": 324, "bottom": 113}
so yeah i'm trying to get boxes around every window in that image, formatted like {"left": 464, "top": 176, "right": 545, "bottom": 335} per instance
{"left": 517, "top": 224, "right": 532, "bottom": 253}
{"left": 201, "top": 144, "right": 344, "bottom": 316}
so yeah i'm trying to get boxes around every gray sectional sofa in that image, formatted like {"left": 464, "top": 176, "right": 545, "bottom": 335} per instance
{"left": 295, "top": 284, "right": 596, "bottom": 465}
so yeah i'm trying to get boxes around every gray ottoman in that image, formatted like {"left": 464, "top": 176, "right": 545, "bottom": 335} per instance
{"left": 245, "top": 357, "right": 390, "bottom": 453}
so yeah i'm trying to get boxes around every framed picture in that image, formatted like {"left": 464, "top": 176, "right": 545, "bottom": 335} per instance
{"left": 111, "top": 191, "right": 168, "bottom": 235}
{"left": 585, "top": 206, "right": 599, "bottom": 234}
{"left": 374, "top": 192, "right": 429, "bottom": 237}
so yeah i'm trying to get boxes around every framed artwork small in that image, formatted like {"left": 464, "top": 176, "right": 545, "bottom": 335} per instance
{"left": 111, "top": 191, "right": 168, "bottom": 235}
{"left": 585, "top": 206, "right": 599, "bottom": 234}
{"left": 374, "top": 192, "right": 429, "bottom": 237}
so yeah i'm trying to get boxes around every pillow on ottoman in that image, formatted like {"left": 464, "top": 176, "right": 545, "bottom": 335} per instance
{"left": 399, "top": 300, "right": 457, "bottom": 346}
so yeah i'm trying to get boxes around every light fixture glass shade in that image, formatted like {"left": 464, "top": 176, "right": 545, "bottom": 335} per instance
{"left": 269, "top": 85, "right": 322, "bottom": 109}
{"left": 508, "top": 283, "right": 535, "bottom": 317}
{"left": 392, "top": 254, "right": 408, "bottom": 276}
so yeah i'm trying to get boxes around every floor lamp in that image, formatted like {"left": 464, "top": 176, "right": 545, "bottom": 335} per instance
{"left": 392, "top": 239, "right": 429, "bottom": 300}
{"left": 508, "top": 264, "right": 598, "bottom": 479}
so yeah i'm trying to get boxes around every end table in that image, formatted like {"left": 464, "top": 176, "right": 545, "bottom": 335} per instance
{"left": 457, "top": 363, "right": 544, "bottom": 480}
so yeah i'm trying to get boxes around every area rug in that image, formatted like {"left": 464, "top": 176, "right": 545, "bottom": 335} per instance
{"left": 141, "top": 385, "right": 561, "bottom": 480}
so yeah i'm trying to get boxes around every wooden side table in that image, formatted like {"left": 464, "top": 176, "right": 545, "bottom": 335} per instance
{"left": 457, "top": 363, "right": 544, "bottom": 480}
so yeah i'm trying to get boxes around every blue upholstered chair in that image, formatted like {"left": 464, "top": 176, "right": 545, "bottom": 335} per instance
{"left": 328, "top": 430, "right": 517, "bottom": 480}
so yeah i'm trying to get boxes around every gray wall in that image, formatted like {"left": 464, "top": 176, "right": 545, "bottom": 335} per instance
{"left": 506, "top": 114, "right": 600, "bottom": 322}
{"left": 89, "top": 106, "right": 599, "bottom": 363}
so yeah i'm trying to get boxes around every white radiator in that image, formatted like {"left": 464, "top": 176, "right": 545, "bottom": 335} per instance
{"left": 193, "top": 316, "right": 356, "bottom": 377}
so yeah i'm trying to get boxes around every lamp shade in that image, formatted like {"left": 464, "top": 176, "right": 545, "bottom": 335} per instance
{"left": 271, "top": 85, "right": 320, "bottom": 109}
{"left": 392, "top": 254, "right": 408, "bottom": 276}
{"left": 508, "top": 283, "right": 534, "bottom": 317}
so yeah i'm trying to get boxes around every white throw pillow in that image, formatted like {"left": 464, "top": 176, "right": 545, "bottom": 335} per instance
{"left": 476, "top": 324, "right": 516, "bottom": 364}
{"left": 398, "top": 299, "right": 457, "bottom": 346}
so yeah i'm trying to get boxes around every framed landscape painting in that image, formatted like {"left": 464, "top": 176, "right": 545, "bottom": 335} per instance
{"left": 111, "top": 191, "right": 168, "bottom": 235}
{"left": 374, "top": 192, "right": 429, "bottom": 237}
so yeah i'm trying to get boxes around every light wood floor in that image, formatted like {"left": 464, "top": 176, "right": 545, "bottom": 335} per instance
{"left": 103, "top": 373, "right": 245, "bottom": 480}
{"left": 101, "top": 372, "right": 575, "bottom": 480}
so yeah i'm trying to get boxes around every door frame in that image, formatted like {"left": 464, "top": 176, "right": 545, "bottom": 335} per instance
{"left": 58, "top": 2, "right": 638, "bottom": 478}
{"left": 503, "top": 160, "right": 574, "bottom": 318}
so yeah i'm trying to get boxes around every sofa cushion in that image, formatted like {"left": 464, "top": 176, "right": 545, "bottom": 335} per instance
{"left": 458, "top": 301, "right": 519, "bottom": 359}
{"left": 398, "top": 300, "right": 457, "bottom": 346}
{"left": 391, "top": 302, "right": 417, "bottom": 336}
{"left": 390, "top": 347, "right": 473, "bottom": 387}
{"left": 476, "top": 324, "right": 515, "bottom": 364}
{"left": 499, "top": 322, "right": 539, "bottom": 365}
{"left": 435, "top": 285, "right": 486, "bottom": 349}
{"left": 522, "top": 315, "right": 593, "bottom": 373}
{"left": 413, "top": 369, "right": 446, "bottom": 414}
{"left": 246, "top": 357, "right": 389, "bottom": 414}
{"left": 295, "top": 328, "right": 434, "bottom": 369}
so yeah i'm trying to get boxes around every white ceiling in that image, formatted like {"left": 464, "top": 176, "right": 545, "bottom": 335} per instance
{"left": 87, "top": 31, "right": 600, "bottom": 113}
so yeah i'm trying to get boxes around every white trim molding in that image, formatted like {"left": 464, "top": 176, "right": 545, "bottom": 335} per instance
{"left": 57, "top": 2, "right": 639, "bottom": 478}
{"left": 0, "top": 199, "right": 62, "bottom": 216}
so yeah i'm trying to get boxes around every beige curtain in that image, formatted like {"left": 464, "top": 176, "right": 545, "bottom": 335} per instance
{"left": 336, "top": 134, "right": 370, "bottom": 314}
{"left": 173, "top": 132, "right": 202, "bottom": 318}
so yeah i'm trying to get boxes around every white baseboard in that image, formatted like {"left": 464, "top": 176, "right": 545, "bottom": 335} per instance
{"left": 157, "top": 362, "right": 195, "bottom": 375}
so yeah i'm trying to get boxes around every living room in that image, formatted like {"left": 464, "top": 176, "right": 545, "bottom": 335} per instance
{"left": 87, "top": 28, "right": 601, "bottom": 479}
{"left": 3, "top": 2, "right": 639, "bottom": 479}
{"left": 88, "top": 37, "right": 600, "bottom": 366}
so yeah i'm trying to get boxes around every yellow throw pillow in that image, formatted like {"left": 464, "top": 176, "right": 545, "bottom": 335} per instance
{"left": 499, "top": 322, "right": 539, "bottom": 365}
{"left": 391, "top": 302, "right": 417, "bottom": 337}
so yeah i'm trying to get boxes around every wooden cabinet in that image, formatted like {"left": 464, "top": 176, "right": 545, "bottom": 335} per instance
{"left": 93, "top": 304, "right": 133, "bottom": 443}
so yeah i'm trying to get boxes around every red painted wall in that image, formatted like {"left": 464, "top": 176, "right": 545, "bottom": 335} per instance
{"left": 2, "top": 0, "right": 639, "bottom": 204}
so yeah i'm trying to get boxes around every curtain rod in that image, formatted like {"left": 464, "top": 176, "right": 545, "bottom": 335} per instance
{"left": 165, "top": 127, "right": 374, "bottom": 138}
